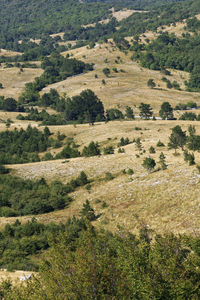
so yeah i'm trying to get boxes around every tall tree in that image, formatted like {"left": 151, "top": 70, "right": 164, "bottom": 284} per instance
{"left": 139, "top": 103, "right": 153, "bottom": 119}
{"left": 159, "top": 102, "right": 174, "bottom": 120}
{"left": 168, "top": 125, "right": 186, "bottom": 153}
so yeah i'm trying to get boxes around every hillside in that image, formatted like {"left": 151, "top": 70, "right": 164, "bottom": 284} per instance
{"left": 0, "top": 0, "right": 199, "bottom": 296}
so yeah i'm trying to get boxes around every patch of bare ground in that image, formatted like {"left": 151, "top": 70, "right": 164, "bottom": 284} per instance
{"left": 0, "top": 49, "right": 22, "bottom": 57}
{"left": 5, "top": 120, "right": 200, "bottom": 235}
{"left": 0, "top": 67, "right": 43, "bottom": 99}
{"left": 0, "top": 270, "right": 35, "bottom": 284}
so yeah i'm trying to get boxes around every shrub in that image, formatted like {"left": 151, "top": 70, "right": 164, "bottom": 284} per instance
{"left": 157, "top": 140, "right": 165, "bottom": 147}
{"left": 149, "top": 146, "right": 156, "bottom": 153}
{"left": 127, "top": 168, "right": 134, "bottom": 175}
{"left": 104, "top": 172, "right": 114, "bottom": 181}
{"left": 103, "top": 146, "right": 114, "bottom": 155}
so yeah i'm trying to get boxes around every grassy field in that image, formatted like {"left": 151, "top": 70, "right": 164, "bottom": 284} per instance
{"left": 1, "top": 119, "right": 197, "bottom": 237}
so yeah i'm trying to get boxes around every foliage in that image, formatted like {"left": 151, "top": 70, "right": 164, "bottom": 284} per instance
{"left": 102, "top": 67, "right": 110, "bottom": 77}
{"left": 142, "top": 157, "right": 156, "bottom": 171}
{"left": 159, "top": 102, "right": 174, "bottom": 120}
{"left": 179, "top": 112, "right": 197, "bottom": 121}
{"left": 103, "top": 146, "right": 114, "bottom": 155}
{"left": 159, "top": 152, "right": 167, "bottom": 170}
{"left": 149, "top": 146, "right": 156, "bottom": 154}
{"left": 139, "top": 103, "right": 153, "bottom": 119}
{"left": 5, "top": 220, "right": 200, "bottom": 299}
{"left": 125, "top": 106, "right": 135, "bottom": 119}
{"left": 82, "top": 141, "right": 101, "bottom": 157}
{"left": 168, "top": 125, "right": 186, "bottom": 152}
{"left": 0, "top": 125, "right": 56, "bottom": 164}
{"left": 80, "top": 200, "right": 96, "bottom": 221}
{"left": 106, "top": 108, "right": 124, "bottom": 121}
{"left": 147, "top": 78, "right": 156, "bottom": 88}
{"left": 157, "top": 140, "right": 165, "bottom": 147}
{"left": 65, "top": 89, "right": 104, "bottom": 123}
{"left": 0, "top": 170, "right": 90, "bottom": 217}
{"left": 118, "top": 137, "right": 130, "bottom": 147}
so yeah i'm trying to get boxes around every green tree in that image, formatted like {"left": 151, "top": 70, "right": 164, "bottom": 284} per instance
{"left": 125, "top": 106, "right": 135, "bottom": 119}
{"left": 142, "top": 157, "right": 156, "bottom": 171}
{"left": 139, "top": 103, "right": 153, "bottom": 119}
{"left": 102, "top": 68, "right": 110, "bottom": 77}
{"left": 147, "top": 78, "right": 156, "bottom": 89}
{"left": 80, "top": 200, "right": 96, "bottom": 221}
{"left": 159, "top": 152, "right": 167, "bottom": 170}
{"left": 135, "top": 137, "right": 142, "bottom": 153}
{"left": 82, "top": 141, "right": 101, "bottom": 157}
{"left": 168, "top": 125, "right": 187, "bottom": 153}
{"left": 159, "top": 102, "right": 174, "bottom": 120}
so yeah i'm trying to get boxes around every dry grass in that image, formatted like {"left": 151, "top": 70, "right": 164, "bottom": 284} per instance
{"left": 4, "top": 119, "right": 199, "bottom": 236}
{"left": 40, "top": 41, "right": 199, "bottom": 113}
{"left": 0, "top": 26, "right": 199, "bottom": 238}
{"left": 0, "top": 67, "right": 43, "bottom": 99}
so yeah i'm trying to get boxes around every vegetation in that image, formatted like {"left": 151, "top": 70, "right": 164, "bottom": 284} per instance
{"left": 0, "top": 125, "right": 54, "bottom": 164}
{"left": 0, "top": 171, "right": 90, "bottom": 216}
{"left": 3, "top": 219, "right": 200, "bottom": 299}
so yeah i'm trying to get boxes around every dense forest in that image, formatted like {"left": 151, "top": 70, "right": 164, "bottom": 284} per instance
{"left": 0, "top": 218, "right": 199, "bottom": 299}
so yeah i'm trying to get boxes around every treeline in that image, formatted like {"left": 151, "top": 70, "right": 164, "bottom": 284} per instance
{"left": 0, "top": 171, "right": 89, "bottom": 217}
{"left": 19, "top": 53, "right": 93, "bottom": 103}
{"left": 19, "top": 88, "right": 105, "bottom": 125}
{"left": 0, "top": 36, "right": 67, "bottom": 63}
{"left": 0, "top": 125, "right": 56, "bottom": 164}
{"left": 118, "top": 0, "right": 200, "bottom": 38}
{"left": 131, "top": 32, "right": 200, "bottom": 90}
{"left": 0, "top": 0, "right": 112, "bottom": 51}
{"left": 2, "top": 219, "right": 200, "bottom": 299}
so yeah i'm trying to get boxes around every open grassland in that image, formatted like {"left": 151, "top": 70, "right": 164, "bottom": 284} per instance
{"left": 0, "top": 67, "right": 43, "bottom": 99}
{"left": 3, "top": 119, "right": 199, "bottom": 236}
{"left": 42, "top": 41, "right": 199, "bottom": 113}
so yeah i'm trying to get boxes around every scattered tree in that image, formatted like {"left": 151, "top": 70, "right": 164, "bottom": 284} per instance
{"left": 139, "top": 103, "right": 153, "bottom": 119}
{"left": 142, "top": 157, "right": 156, "bottom": 172}
{"left": 168, "top": 125, "right": 186, "bottom": 153}
{"left": 147, "top": 78, "right": 156, "bottom": 89}
{"left": 159, "top": 102, "right": 174, "bottom": 120}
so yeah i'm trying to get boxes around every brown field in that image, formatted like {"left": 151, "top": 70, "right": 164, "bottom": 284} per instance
{"left": 0, "top": 67, "right": 43, "bottom": 99}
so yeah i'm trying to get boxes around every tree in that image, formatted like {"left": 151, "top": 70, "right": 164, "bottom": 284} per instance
{"left": 102, "top": 68, "right": 110, "bottom": 77}
{"left": 82, "top": 141, "right": 101, "bottom": 157}
{"left": 142, "top": 157, "right": 156, "bottom": 171}
{"left": 139, "top": 103, "right": 153, "bottom": 119}
{"left": 159, "top": 102, "right": 174, "bottom": 120}
{"left": 65, "top": 89, "right": 104, "bottom": 123}
{"left": 3, "top": 98, "right": 17, "bottom": 112}
{"left": 159, "top": 152, "right": 167, "bottom": 170}
{"left": 125, "top": 106, "right": 134, "bottom": 119}
{"left": 147, "top": 78, "right": 156, "bottom": 89}
{"left": 80, "top": 200, "right": 96, "bottom": 221}
{"left": 135, "top": 138, "right": 142, "bottom": 153}
{"left": 168, "top": 125, "right": 186, "bottom": 153}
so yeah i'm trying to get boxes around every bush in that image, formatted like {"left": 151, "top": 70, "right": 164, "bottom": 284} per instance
{"left": 157, "top": 140, "right": 165, "bottom": 147}
{"left": 103, "top": 146, "right": 114, "bottom": 155}
{"left": 149, "top": 146, "right": 156, "bottom": 153}
{"left": 82, "top": 141, "right": 100, "bottom": 157}
{"left": 142, "top": 157, "right": 156, "bottom": 171}
{"left": 127, "top": 168, "right": 134, "bottom": 175}
{"left": 104, "top": 172, "right": 114, "bottom": 181}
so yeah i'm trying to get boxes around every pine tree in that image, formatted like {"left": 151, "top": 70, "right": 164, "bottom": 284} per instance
{"left": 159, "top": 152, "right": 167, "bottom": 170}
